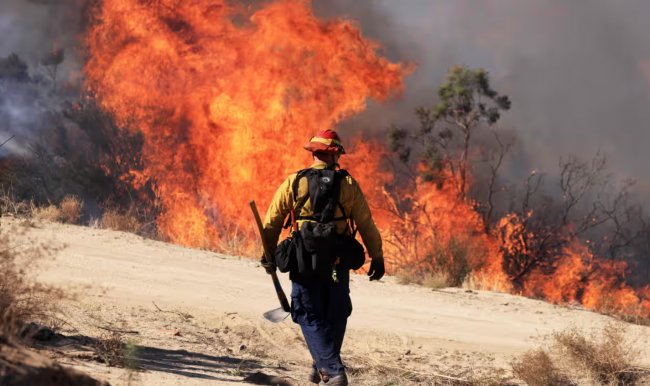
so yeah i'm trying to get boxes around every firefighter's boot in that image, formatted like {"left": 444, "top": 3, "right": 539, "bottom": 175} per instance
{"left": 308, "top": 367, "right": 321, "bottom": 384}
{"left": 320, "top": 372, "right": 348, "bottom": 386}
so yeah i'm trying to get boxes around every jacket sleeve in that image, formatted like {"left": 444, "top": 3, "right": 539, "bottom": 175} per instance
{"left": 350, "top": 181, "right": 383, "bottom": 259}
{"left": 262, "top": 177, "right": 293, "bottom": 256}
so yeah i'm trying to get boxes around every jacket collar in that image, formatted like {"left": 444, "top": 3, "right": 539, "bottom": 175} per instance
{"left": 310, "top": 161, "right": 331, "bottom": 170}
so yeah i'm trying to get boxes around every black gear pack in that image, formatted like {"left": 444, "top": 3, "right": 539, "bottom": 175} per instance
{"left": 274, "top": 167, "right": 366, "bottom": 281}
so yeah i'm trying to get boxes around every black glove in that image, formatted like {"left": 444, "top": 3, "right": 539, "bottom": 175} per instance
{"left": 367, "top": 257, "right": 385, "bottom": 281}
{"left": 260, "top": 254, "right": 276, "bottom": 274}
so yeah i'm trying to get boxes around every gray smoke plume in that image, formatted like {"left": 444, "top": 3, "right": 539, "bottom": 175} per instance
{"left": 315, "top": 0, "right": 650, "bottom": 188}
{"left": 0, "top": 0, "right": 82, "bottom": 67}
{"left": 0, "top": 0, "right": 83, "bottom": 153}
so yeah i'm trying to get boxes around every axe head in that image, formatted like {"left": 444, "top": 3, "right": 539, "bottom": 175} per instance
{"left": 263, "top": 307, "right": 290, "bottom": 323}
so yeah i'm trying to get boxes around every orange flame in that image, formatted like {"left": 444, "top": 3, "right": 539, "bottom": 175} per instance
{"left": 85, "top": 0, "right": 649, "bottom": 318}
{"left": 86, "top": 0, "right": 409, "bottom": 248}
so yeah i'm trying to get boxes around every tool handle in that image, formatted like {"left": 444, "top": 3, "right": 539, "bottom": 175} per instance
{"left": 290, "top": 210, "right": 299, "bottom": 232}
{"left": 250, "top": 200, "right": 291, "bottom": 313}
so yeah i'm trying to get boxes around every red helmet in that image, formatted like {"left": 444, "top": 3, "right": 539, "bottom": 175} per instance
{"left": 303, "top": 129, "right": 346, "bottom": 155}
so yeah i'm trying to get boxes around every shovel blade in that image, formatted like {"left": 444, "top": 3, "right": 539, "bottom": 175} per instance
{"left": 263, "top": 308, "right": 290, "bottom": 323}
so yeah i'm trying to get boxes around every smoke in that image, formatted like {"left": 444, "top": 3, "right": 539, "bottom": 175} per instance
{"left": 2, "top": 0, "right": 650, "bottom": 184}
{"left": 0, "top": 0, "right": 83, "bottom": 153}
{"left": 313, "top": 0, "right": 650, "bottom": 187}
{"left": 0, "top": 0, "right": 82, "bottom": 65}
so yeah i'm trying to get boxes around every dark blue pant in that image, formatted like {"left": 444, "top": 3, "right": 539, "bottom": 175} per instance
{"left": 290, "top": 277, "right": 351, "bottom": 377}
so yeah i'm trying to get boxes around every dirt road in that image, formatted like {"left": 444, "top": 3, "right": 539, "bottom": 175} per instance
{"left": 22, "top": 221, "right": 649, "bottom": 385}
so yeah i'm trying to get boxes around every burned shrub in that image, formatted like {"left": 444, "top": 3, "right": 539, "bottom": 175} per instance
{"left": 513, "top": 323, "right": 646, "bottom": 386}
{"left": 550, "top": 324, "right": 643, "bottom": 385}
{"left": 0, "top": 54, "right": 29, "bottom": 82}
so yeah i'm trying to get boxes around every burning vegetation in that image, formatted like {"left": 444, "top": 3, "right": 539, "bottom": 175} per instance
{"left": 0, "top": 0, "right": 649, "bottom": 322}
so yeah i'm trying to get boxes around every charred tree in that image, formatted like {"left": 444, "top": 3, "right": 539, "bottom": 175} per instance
{"left": 479, "top": 131, "right": 514, "bottom": 232}
{"left": 40, "top": 48, "right": 65, "bottom": 93}
{"left": 498, "top": 153, "right": 639, "bottom": 292}
{"left": 389, "top": 65, "right": 511, "bottom": 202}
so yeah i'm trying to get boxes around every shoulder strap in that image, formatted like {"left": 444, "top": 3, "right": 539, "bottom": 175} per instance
{"left": 291, "top": 169, "right": 311, "bottom": 202}
{"left": 282, "top": 169, "right": 311, "bottom": 229}
{"left": 335, "top": 170, "right": 357, "bottom": 236}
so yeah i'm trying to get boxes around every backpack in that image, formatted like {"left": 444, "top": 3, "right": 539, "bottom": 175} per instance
{"left": 274, "top": 167, "right": 366, "bottom": 280}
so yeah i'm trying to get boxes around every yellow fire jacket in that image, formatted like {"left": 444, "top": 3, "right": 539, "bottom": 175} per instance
{"left": 262, "top": 161, "right": 383, "bottom": 259}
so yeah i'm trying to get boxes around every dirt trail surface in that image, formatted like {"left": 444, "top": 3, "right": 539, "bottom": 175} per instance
{"left": 17, "top": 221, "right": 650, "bottom": 385}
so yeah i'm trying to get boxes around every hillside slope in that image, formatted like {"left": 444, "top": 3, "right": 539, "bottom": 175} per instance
{"left": 19, "top": 221, "right": 650, "bottom": 385}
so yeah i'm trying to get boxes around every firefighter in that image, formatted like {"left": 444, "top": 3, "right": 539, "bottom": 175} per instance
{"left": 260, "top": 129, "right": 385, "bottom": 386}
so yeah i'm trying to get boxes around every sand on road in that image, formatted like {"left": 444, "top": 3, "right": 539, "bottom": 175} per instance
{"left": 16, "top": 221, "right": 649, "bottom": 385}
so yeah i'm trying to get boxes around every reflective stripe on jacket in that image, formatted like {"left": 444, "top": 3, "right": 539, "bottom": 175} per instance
{"left": 262, "top": 162, "right": 383, "bottom": 259}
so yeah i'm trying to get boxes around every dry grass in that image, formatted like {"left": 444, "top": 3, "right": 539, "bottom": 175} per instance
{"left": 100, "top": 208, "right": 142, "bottom": 233}
{"left": 31, "top": 195, "right": 84, "bottom": 225}
{"left": 551, "top": 323, "right": 644, "bottom": 385}
{"left": 344, "top": 344, "right": 510, "bottom": 386}
{"left": 88, "top": 215, "right": 100, "bottom": 228}
{"left": 462, "top": 273, "right": 511, "bottom": 293}
{"left": 214, "top": 223, "right": 259, "bottom": 257}
{"left": 512, "top": 349, "right": 572, "bottom": 386}
{"left": 59, "top": 195, "right": 84, "bottom": 224}
{"left": 393, "top": 235, "right": 487, "bottom": 290}
{"left": 592, "top": 298, "right": 650, "bottom": 328}
{"left": 0, "top": 188, "right": 36, "bottom": 219}
{"left": 615, "top": 314, "right": 650, "bottom": 328}
{"left": 95, "top": 332, "right": 125, "bottom": 367}
{"left": 512, "top": 323, "right": 648, "bottom": 386}
{"left": 0, "top": 226, "right": 66, "bottom": 336}
{"left": 34, "top": 204, "right": 63, "bottom": 223}
{"left": 346, "top": 353, "right": 507, "bottom": 386}
{"left": 346, "top": 354, "right": 420, "bottom": 385}
{"left": 245, "top": 345, "right": 271, "bottom": 359}
{"left": 94, "top": 332, "right": 140, "bottom": 369}
{"left": 226, "top": 360, "right": 246, "bottom": 377}
{"left": 397, "top": 270, "right": 450, "bottom": 289}
{"left": 421, "top": 272, "right": 452, "bottom": 289}
{"left": 429, "top": 235, "right": 486, "bottom": 287}
{"left": 396, "top": 269, "right": 419, "bottom": 285}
